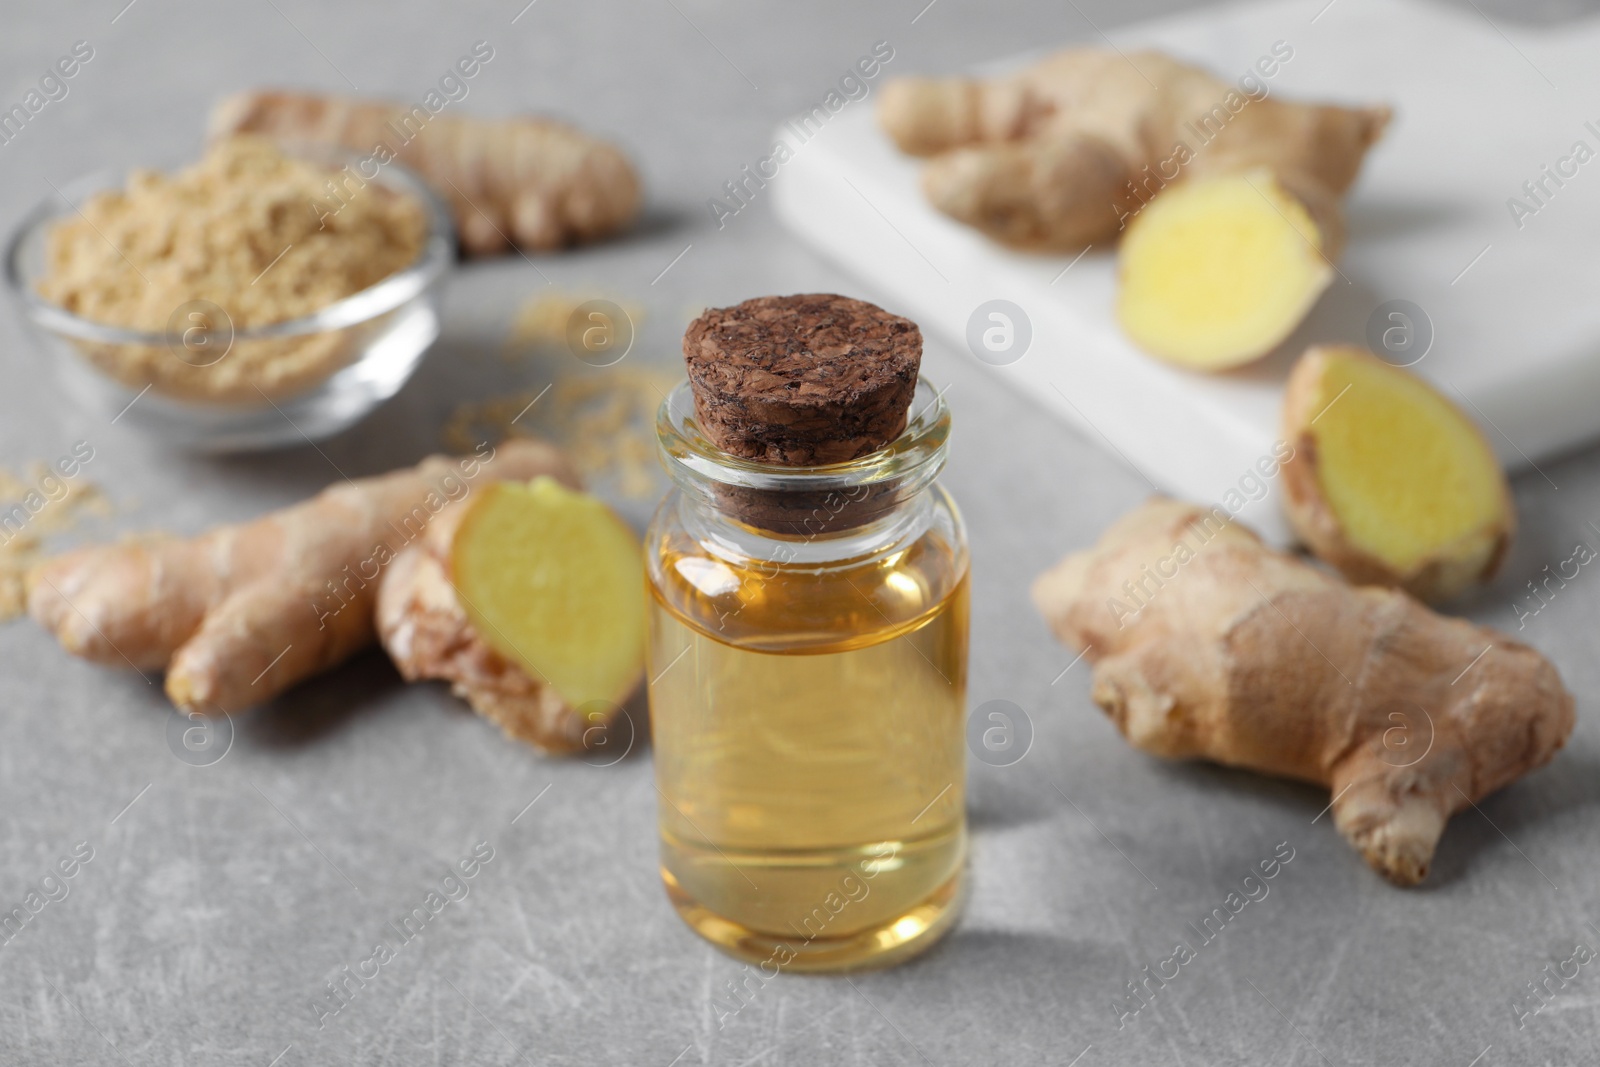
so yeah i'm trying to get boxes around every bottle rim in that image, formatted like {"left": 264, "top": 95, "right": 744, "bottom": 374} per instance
{"left": 654, "top": 377, "right": 950, "bottom": 497}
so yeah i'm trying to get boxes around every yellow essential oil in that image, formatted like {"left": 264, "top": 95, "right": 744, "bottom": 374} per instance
{"left": 646, "top": 378, "right": 969, "bottom": 972}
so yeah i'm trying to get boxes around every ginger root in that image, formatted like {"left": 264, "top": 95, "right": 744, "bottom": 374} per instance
{"left": 375, "top": 520, "right": 586, "bottom": 755}
{"left": 27, "top": 440, "right": 575, "bottom": 714}
{"left": 451, "top": 477, "right": 645, "bottom": 708}
{"left": 209, "top": 91, "right": 641, "bottom": 257}
{"left": 377, "top": 476, "right": 644, "bottom": 753}
{"left": 1033, "top": 499, "right": 1572, "bottom": 885}
{"left": 878, "top": 49, "right": 1388, "bottom": 252}
{"left": 1282, "top": 346, "right": 1515, "bottom": 601}
{"left": 879, "top": 49, "right": 1387, "bottom": 366}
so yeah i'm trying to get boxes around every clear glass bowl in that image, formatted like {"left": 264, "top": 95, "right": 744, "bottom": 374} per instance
{"left": 3, "top": 148, "right": 455, "bottom": 452}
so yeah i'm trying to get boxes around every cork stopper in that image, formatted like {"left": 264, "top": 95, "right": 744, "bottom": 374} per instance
{"left": 682, "top": 294, "right": 923, "bottom": 467}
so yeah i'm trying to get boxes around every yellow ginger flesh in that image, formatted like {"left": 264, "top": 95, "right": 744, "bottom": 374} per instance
{"left": 1281, "top": 346, "right": 1514, "bottom": 601}
{"left": 1311, "top": 354, "right": 1502, "bottom": 572}
{"left": 1117, "top": 170, "right": 1332, "bottom": 369}
{"left": 451, "top": 476, "right": 644, "bottom": 712}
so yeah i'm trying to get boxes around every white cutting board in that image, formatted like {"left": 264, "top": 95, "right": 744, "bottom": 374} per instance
{"left": 771, "top": 0, "right": 1600, "bottom": 541}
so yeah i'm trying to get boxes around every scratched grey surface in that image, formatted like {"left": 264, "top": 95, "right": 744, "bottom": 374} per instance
{"left": 2, "top": 1, "right": 1599, "bottom": 1064}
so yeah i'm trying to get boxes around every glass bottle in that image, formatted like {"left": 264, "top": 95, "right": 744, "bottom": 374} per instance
{"left": 645, "top": 378, "right": 969, "bottom": 972}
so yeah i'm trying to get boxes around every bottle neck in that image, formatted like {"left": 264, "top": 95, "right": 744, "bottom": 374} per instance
{"left": 673, "top": 478, "right": 941, "bottom": 569}
{"left": 655, "top": 378, "right": 951, "bottom": 567}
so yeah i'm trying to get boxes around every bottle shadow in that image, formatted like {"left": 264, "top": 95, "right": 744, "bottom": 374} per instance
{"left": 967, "top": 780, "right": 1061, "bottom": 835}
{"left": 898, "top": 925, "right": 1120, "bottom": 992}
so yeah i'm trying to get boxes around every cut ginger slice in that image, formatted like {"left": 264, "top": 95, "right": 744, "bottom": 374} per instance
{"left": 1117, "top": 168, "right": 1335, "bottom": 370}
{"left": 451, "top": 476, "right": 645, "bottom": 710}
{"left": 1281, "top": 346, "right": 1514, "bottom": 602}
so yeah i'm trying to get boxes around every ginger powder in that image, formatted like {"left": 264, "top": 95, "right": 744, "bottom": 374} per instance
{"left": 37, "top": 136, "right": 428, "bottom": 401}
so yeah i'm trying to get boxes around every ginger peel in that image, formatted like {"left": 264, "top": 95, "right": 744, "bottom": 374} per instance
{"left": 27, "top": 440, "right": 576, "bottom": 714}
{"left": 1281, "top": 346, "right": 1514, "bottom": 602}
{"left": 210, "top": 91, "right": 641, "bottom": 257}
{"left": 1033, "top": 499, "right": 1572, "bottom": 885}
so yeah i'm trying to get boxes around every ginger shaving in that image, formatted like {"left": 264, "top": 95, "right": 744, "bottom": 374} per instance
{"left": 448, "top": 293, "right": 670, "bottom": 500}
{"left": 501, "top": 292, "right": 644, "bottom": 359}
{"left": 444, "top": 374, "right": 670, "bottom": 500}
{"left": 0, "top": 465, "right": 109, "bottom": 622}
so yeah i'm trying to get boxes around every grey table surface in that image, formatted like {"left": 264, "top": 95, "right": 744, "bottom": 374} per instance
{"left": 3, "top": 1, "right": 1599, "bottom": 1064}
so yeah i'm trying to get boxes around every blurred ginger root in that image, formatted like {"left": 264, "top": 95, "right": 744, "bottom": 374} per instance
{"left": 879, "top": 49, "right": 1389, "bottom": 367}
{"left": 210, "top": 90, "right": 641, "bottom": 256}
{"left": 27, "top": 440, "right": 575, "bottom": 714}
